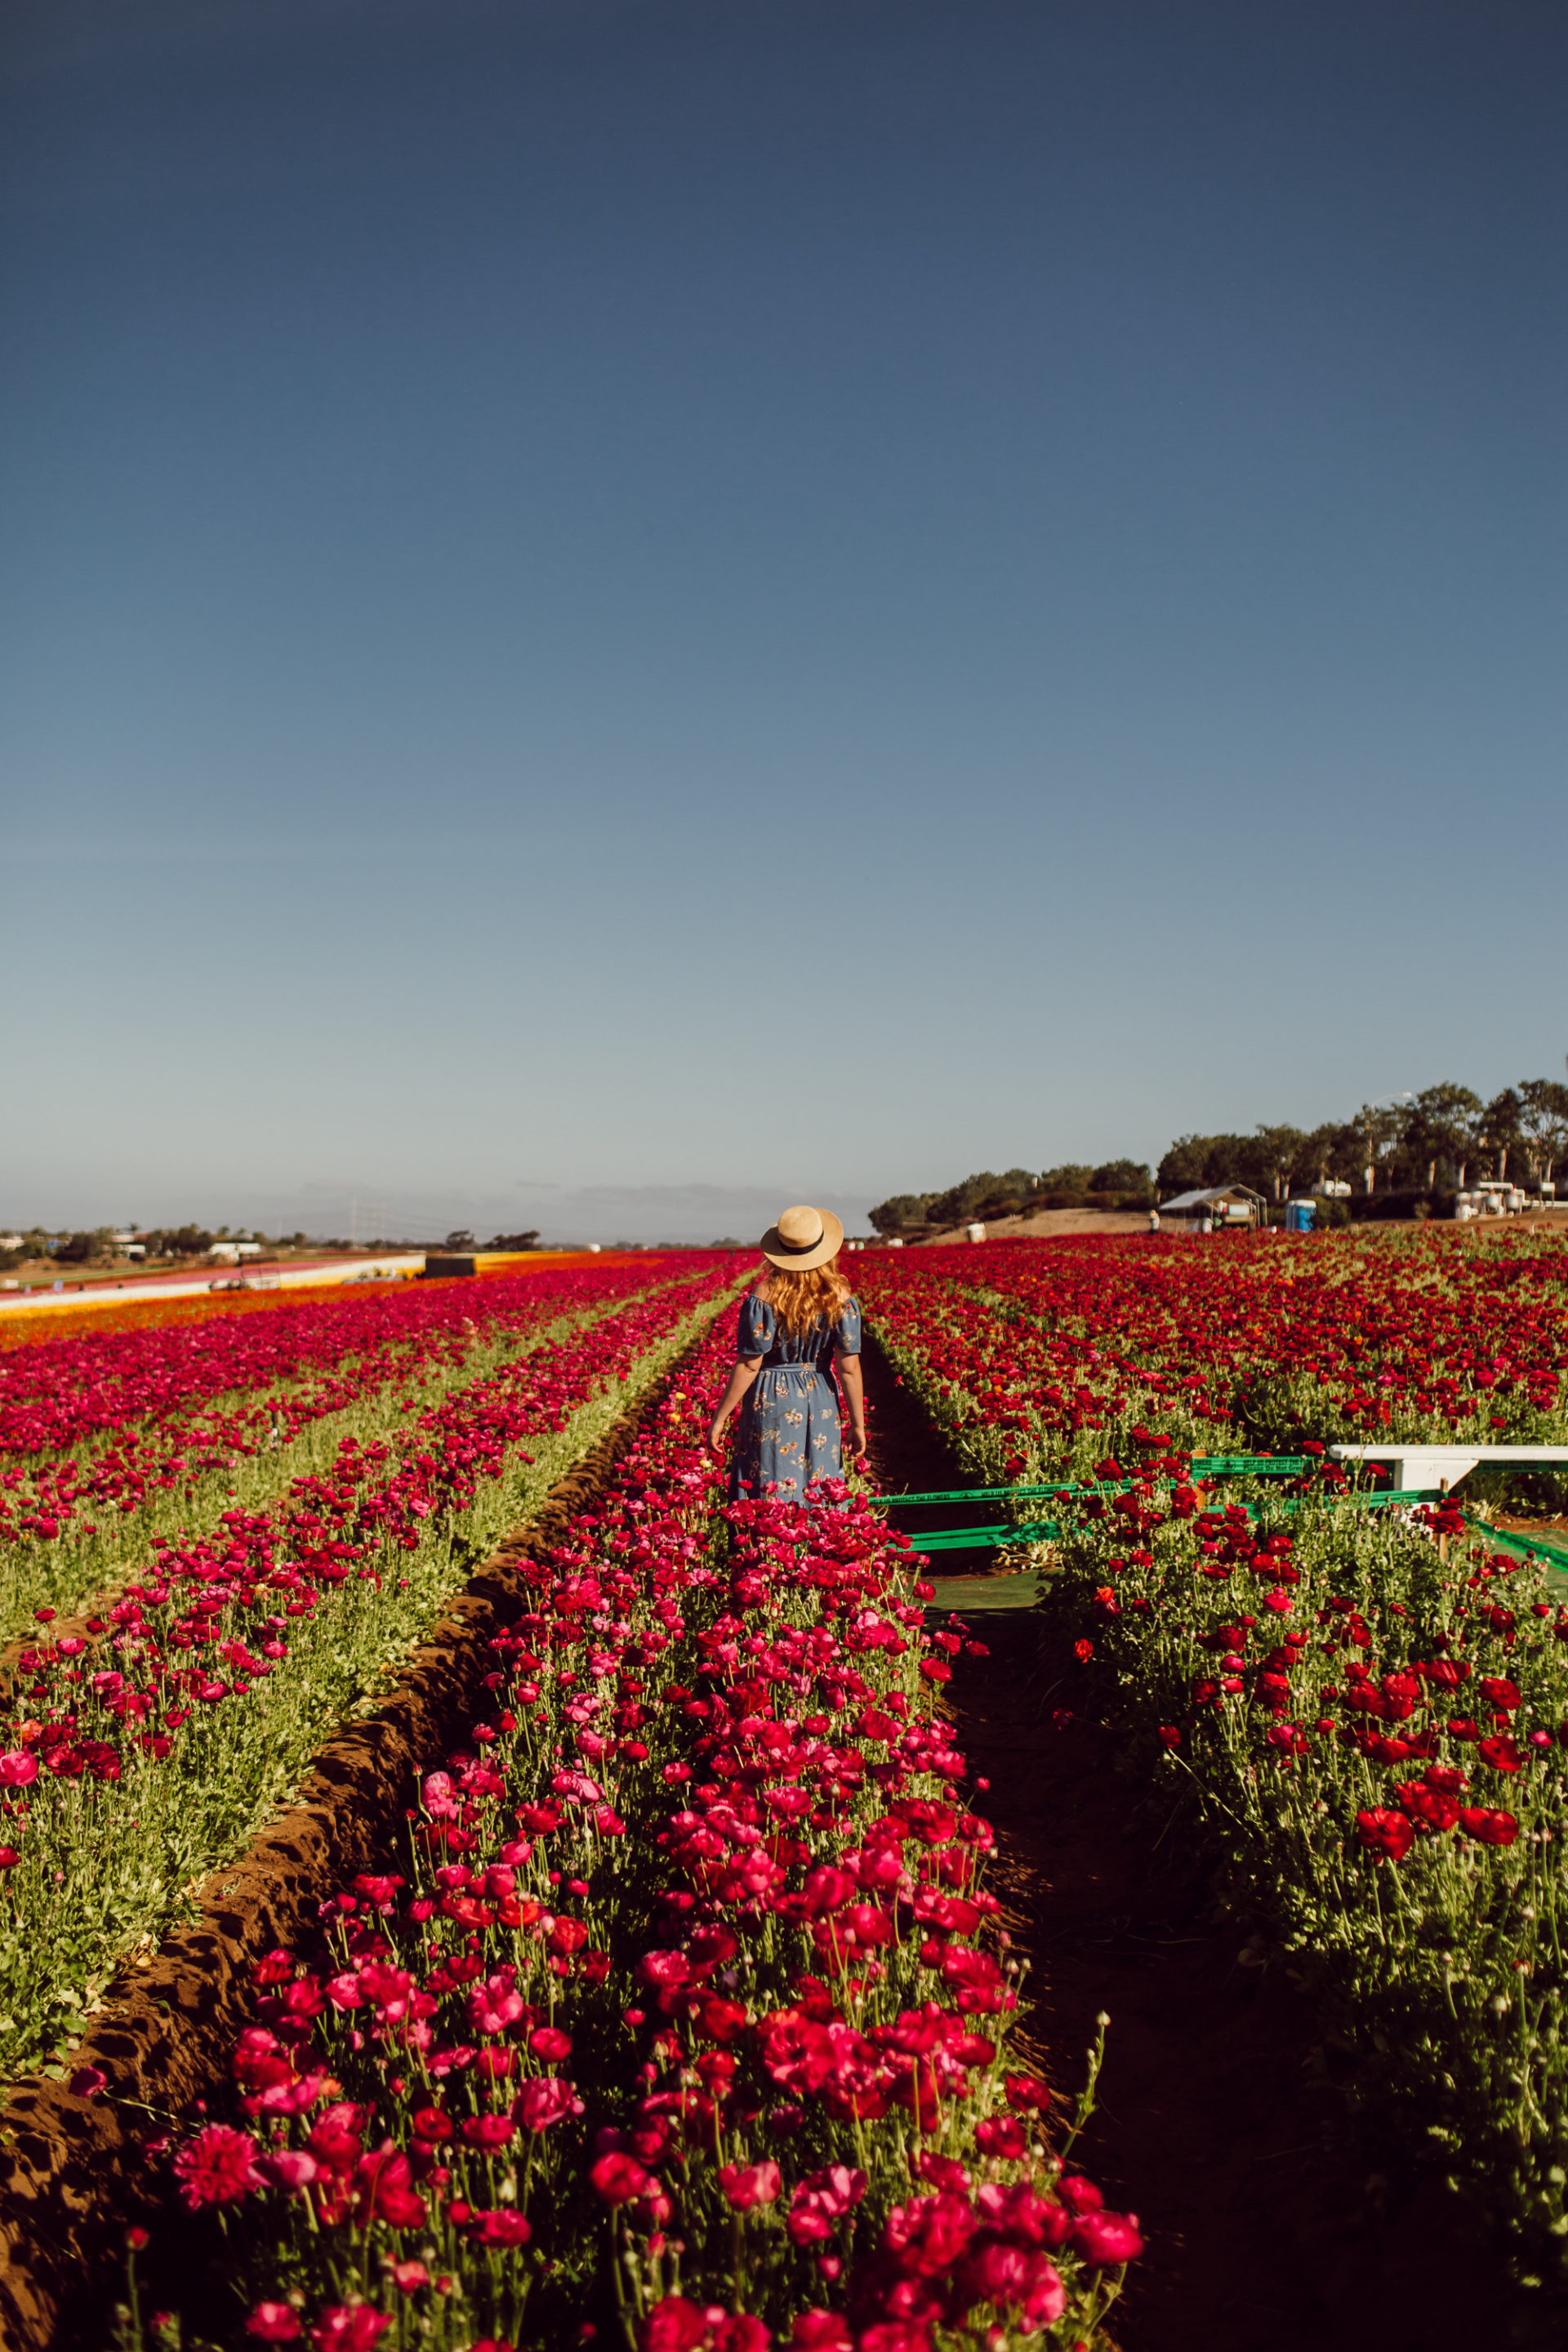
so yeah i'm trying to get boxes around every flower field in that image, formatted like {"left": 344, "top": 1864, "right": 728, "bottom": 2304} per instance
{"left": 858, "top": 1229, "right": 1568, "bottom": 2286}
{"left": 0, "top": 1258, "right": 739, "bottom": 2077}
{"left": 105, "top": 1309, "right": 1138, "bottom": 2352}
{"left": 13, "top": 1222, "right": 1568, "bottom": 2347}
{"left": 854, "top": 1223, "right": 1568, "bottom": 1485}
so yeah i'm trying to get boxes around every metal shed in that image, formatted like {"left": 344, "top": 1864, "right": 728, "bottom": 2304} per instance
{"left": 1156, "top": 1183, "right": 1266, "bottom": 1231}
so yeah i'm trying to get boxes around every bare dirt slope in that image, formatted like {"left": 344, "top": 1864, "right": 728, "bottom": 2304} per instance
{"left": 911, "top": 1207, "right": 1150, "bottom": 1246}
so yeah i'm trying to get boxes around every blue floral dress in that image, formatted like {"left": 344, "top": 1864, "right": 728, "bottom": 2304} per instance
{"left": 727, "top": 1292, "right": 862, "bottom": 1505}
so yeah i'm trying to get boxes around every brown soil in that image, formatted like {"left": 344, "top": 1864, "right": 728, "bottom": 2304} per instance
{"left": 0, "top": 1356, "right": 698, "bottom": 2352}
{"left": 911, "top": 1209, "right": 1151, "bottom": 1246}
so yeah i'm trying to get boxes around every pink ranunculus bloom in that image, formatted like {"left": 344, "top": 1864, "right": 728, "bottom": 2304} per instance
{"left": 789, "top": 2315, "right": 852, "bottom": 2352}
{"left": 68, "top": 2066, "right": 108, "bottom": 2100}
{"left": 172, "top": 2123, "right": 261, "bottom": 2209}
{"left": 245, "top": 2306, "right": 304, "bottom": 2342}
{"left": 309, "top": 2308, "right": 392, "bottom": 2352}
{"left": 786, "top": 2165, "right": 866, "bottom": 2245}
{"left": 255, "top": 2149, "right": 319, "bottom": 2193}
{"left": 639, "top": 2297, "right": 712, "bottom": 2352}
{"left": 1070, "top": 2209, "right": 1146, "bottom": 2265}
{"left": 714, "top": 2319, "right": 769, "bottom": 2352}
{"left": 0, "top": 1752, "right": 38, "bottom": 1788}
{"left": 514, "top": 2075, "right": 575, "bottom": 2132}
{"left": 718, "top": 2160, "right": 782, "bottom": 2210}
{"left": 470, "top": 2208, "right": 532, "bottom": 2247}
{"left": 387, "top": 2262, "right": 429, "bottom": 2294}
{"left": 590, "top": 2150, "right": 652, "bottom": 2204}
{"left": 461, "top": 2114, "right": 517, "bottom": 2151}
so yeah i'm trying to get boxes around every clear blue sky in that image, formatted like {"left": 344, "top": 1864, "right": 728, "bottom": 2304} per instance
{"left": 3, "top": 0, "right": 1563, "bottom": 1241}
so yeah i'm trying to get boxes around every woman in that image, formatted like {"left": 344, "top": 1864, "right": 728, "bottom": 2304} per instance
{"left": 707, "top": 1204, "right": 866, "bottom": 1503}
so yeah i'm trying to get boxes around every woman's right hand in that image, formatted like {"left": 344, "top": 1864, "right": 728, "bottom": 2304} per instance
{"left": 706, "top": 1416, "right": 727, "bottom": 1452}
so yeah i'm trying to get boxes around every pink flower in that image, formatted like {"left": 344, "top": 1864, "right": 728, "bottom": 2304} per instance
{"left": 1071, "top": 2209, "right": 1145, "bottom": 2265}
{"left": 469, "top": 2208, "right": 532, "bottom": 2247}
{"left": 172, "top": 2123, "right": 259, "bottom": 2209}
{"left": 309, "top": 2310, "right": 392, "bottom": 2352}
{"left": 0, "top": 1753, "right": 38, "bottom": 1788}
{"left": 715, "top": 2321, "right": 768, "bottom": 2352}
{"left": 718, "top": 2161, "right": 782, "bottom": 2210}
{"left": 789, "top": 2317, "right": 851, "bottom": 2352}
{"left": 786, "top": 2165, "right": 866, "bottom": 2246}
{"left": 388, "top": 2262, "right": 429, "bottom": 2294}
{"left": 461, "top": 2114, "right": 517, "bottom": 2152}
{"left": 246, "top": 2307, "right": 304, "bottom": 2342}
{"left": 640, "top": 2298, "right": 714, "bottom": 2352}
{"left": 514, "top": 2075, "right": 574, "bottom": 2131}
{"left": 68, "top": 2066, "right": 107, "bottom": 2100}
{"left": 591, "top": 2151, "right": 652, "bottom": 2204}
{"left": 255, "top": 2149, "right": 319, "bottom": 2193}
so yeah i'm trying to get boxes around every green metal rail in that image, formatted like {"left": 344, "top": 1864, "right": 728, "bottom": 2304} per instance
{"left": 902, "top": 1486, "right": 1435, "bottom": 1553}
{"left": 884, "top": 1455, "right": 1306, "bottom": 1509}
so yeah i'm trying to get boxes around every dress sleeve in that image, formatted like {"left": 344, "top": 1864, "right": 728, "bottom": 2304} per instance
{"left": 831, "top": 1298, "right": 862, "bottom": 1355}
{"left": 738, "top": 1294, "right": 773, "bottom": 1357}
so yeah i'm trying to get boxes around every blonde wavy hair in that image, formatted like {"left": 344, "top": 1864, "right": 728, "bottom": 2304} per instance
{"left": 757, "top": 1258, "right": 854, "bottom": 1339}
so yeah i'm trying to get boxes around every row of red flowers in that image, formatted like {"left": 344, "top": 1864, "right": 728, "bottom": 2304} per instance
{"left": 854, "top": 1227, "right": 1568, "bottom": 1482}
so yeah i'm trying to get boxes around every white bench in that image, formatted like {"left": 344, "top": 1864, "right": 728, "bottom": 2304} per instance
{"left": 1330, "top": 1443, "right": 1568, "bottom": 1495}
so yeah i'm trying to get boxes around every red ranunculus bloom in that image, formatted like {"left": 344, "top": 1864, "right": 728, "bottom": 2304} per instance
{"left": 1356, "top": 1809, "right": 1415, "bottom": 1862}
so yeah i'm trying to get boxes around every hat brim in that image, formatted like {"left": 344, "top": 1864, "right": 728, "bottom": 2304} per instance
{"left": 759, "top": 1209, "right": 844, "bottom": 1272}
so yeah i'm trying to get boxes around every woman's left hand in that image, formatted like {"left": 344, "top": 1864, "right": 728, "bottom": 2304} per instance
{"left": 706, "top": 1416, "right": 727, "bottom": 1452}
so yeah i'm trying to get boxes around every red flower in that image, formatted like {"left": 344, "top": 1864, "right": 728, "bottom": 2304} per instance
{"left": 469, "top": 2208, "right": 532, "bottom": 2247}
{"left": 1459, "top": 1806, "right": 1520, "bottom": 1846}
{"left": 461, "top": 2114, "right": 516, "bottom": 2151}
{"left": 640, "top": 2298, "right": 713, "bottom": 2352}
{"left": 1477, "top": 1735, "right": 1522, "bottom": 1775}
{"left": 714, "top": 2320, "right": 768, "bottom": 2352}
{"left": 590, "top": 2151, "right": 652, "bottom": 2204}
{"left": 789, "top": 2316, "right": 851, "bottom": 2352}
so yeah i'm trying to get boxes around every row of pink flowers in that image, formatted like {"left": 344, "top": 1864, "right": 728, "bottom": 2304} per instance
{"left": 138, "top": 1310, "right": 1141, "bottom": 2351}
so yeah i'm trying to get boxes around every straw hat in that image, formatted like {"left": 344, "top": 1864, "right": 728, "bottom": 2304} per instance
{"left": 760, "top": 1203, "right": 844, "bottom": 1272}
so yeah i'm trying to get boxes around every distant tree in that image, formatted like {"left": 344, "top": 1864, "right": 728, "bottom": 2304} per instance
{"left": 1404, "top": 1083, "right": 1483, "bottom": 1190}
{"left": 1517, "top": 1079, "right": 1568, "bottom": 1185}
{"left": 1036, "top": 1164, "right": 1094, "bottom": 1197}
{"left": 1353, "top": 1103, "right": 1405, "bottom": 1196}
{"left": 1251, "top": 1126, "right": 1307, "bottom": 1203}
{"left": 1480, "top": 1089, "right": 1524, "bottom": 1183}
{"left": 868, "top": 1193, "right": 935, "bottom": 1236}
{"left": 1156, "top": 1137, "right": 1218, "bottom": 1193}
{"left": 1088, "top": 1159, "right": 1153, "bottom": 1203}
{"left": 445, "top": 1229, "right": 476, "bottom": 1250}
{"left": 486, "top": 1230, "right": 541, "bottom": 1250}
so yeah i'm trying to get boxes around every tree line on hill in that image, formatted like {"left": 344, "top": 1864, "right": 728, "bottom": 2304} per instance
{"left": 867, "top": 1074, "right": 1568, "bottom": 1235}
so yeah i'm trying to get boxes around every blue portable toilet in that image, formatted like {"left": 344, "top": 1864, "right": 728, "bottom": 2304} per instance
{"left": 1285, "top": 1200, "right": 1316, "bottom": 1233}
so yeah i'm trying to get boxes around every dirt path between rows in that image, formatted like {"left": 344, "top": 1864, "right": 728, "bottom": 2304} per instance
{"left": 861, "top": 1329, "right": 1536, "bottom": 2352}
